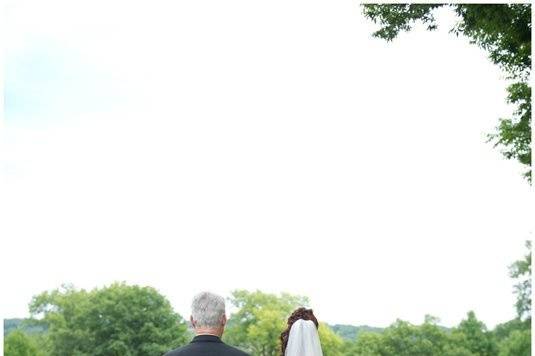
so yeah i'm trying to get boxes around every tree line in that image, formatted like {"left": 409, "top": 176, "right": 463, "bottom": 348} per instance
{"left": 4, "top": 242, "right": 531, "bottom": 356}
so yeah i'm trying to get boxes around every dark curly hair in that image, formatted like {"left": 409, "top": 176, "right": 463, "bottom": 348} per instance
{"left": 280, "top": 307, "right": 319, "bottom": 356}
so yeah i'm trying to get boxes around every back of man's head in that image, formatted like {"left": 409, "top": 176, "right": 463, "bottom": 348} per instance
{"left": 191, "top": 291, "right": 226, "bottom": 331}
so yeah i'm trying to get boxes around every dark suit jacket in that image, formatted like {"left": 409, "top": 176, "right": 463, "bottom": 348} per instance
{"left": 164, "top": 335, "right": 250, "bottom": 356}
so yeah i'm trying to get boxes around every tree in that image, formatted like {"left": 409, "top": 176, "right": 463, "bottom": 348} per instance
{"left": 349, "top": 331, "right": 383, "bottom": 356}
{"left": 452, "top": 311, "right": 498, "bottom": 356}
{"left": 349, "top": 318, "right": 450, "bottom": 356}
{"left": 509, "top": 240, "right": 532, "bottom": 320}
{"left": 362, "top": 4, "right": 532, "bottom": 181}
{"left": 223, "top": 290, "right": 349, "bottom": 356}
{"left": 224, "top": 290, "right": 309, "bottom": 356}
{"left": 4, "top": 330, "right": 42, "bottom": 356}
{"left": 493, "top": 318, "right": 528, "bottom": 342}
{"left": 379, "top": 319, "right": 448, "bottom": 356}
{"left": 348, "top": 316, "right": 489, "bottom": 356}
{"left": 28, "top": 283, "right": 189, "bottom": 356}
{"left": 498, "top": 329, "right": 531, "bottom": 356}
{"left": 490, "top": 242, "right": 532, "bottom": 356}
{"left": 318, "top": 323, "right": 345, "bottom": 356}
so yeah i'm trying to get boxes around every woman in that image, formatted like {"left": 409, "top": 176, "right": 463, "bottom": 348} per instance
{"left": 280, "top": 308, "right": 323, "bottom": 356}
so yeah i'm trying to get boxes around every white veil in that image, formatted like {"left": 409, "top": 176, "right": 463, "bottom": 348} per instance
{"left": 285, "top": 319, "right": 323, "bottom": 356}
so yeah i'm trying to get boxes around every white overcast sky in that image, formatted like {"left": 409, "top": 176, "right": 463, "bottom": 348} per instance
{"left": 1, "top": 0, "right": 532, "bottom": 329}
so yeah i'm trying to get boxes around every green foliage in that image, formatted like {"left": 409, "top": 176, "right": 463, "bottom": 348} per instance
{"left": 4, "top": 330, "right": 42, "bottom": 356}
{"left": 451, "top": 5, "right": 531, "bottom": 78}
{"left": 318, "top": 324, "right": 345, "bottom": 356}
{"left": 349, "top": 319, "right": 447, "bottom": 356}
{"left": 489, "top": 82, "right": 532, "bottom": 180}
{"left": 362, "top": 4, "right": 532, "bottom": 181}
{"left": 28, "top": 282, "right": 189, "bottom": 356}
{"left": 224, "top": 290, "right": 309, "bottom": 356}
{"left": 362, "top": 5, "right": 443, "bottom": 41}
{"left": 223, "top": 290, "right": 346, "bottom": 356}
{"left": 3, "top": 243, "right": 530, "bottom": 356}
{"left": 493, "top": 318, "right": 530, "bottom": 342}
{"left": 492, "top": 243, "right": 532, "bottom": 356}
{"left": 452, "top": 311, "right": 497, "bottom": 356}
{"left": 349, "top": 331, "right": 383, "bottom": 356}
{"left": 379, "top": 318, "right": 449, "bottom": 356}
{"left": 498, "top": 329, "right": 531, "bottom": 356}
{"left": 363, "top": 4, "right": 531, "bottom": 78}
{"left": 509, "top": 240, "right": 532, "bottom": 319}
{"left": 345, "top": 314, "right": 499, "bottom": 356}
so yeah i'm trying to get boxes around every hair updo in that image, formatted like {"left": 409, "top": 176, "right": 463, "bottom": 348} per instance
{"left": 280, "top": 307, "right": 319, "bottom": 355}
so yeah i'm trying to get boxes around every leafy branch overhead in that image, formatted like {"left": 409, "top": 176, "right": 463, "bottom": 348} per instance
{"left": 362, "top": 4, "right": 532, "bottom": 181}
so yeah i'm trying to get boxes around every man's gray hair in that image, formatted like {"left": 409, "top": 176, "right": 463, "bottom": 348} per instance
{"left": 191, "top": 291, "right": 226, "bottom": 328}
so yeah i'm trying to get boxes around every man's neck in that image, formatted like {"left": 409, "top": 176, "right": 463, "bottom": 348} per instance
{"left": 196, "top": 332, "right": 220, "bottom": 337}
{"left": 195, "top": 328, "right": 223, "bottom": 338}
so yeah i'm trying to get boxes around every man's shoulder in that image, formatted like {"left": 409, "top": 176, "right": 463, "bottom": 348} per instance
{"left": 164, "top": 342, "right": 250, "bottom": 356}
{"left": 222, "top": 343, "right": 250, "bottom": 356}
{"left": 163, "top": 345, "right": 186, "bottom": 356}
{"left": 163, "top": 343, "right": 194, "bottom": 356}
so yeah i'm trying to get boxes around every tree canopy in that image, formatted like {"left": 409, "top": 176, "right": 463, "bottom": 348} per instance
{"left": 223, "top": 290, "right": 311, "bottom": 356}
{"left": 27, "top": 283, "right": 189, "bottom": 356}
{"left": 4, "top": 330, "right": 43, "bottom": 356}
{"left": 362, "top": 4, "right": 532, "bottom": 181}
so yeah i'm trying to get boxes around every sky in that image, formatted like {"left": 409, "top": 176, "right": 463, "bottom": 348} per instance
{"left": 1, "top": 0, "right": 533, "bottom": 329}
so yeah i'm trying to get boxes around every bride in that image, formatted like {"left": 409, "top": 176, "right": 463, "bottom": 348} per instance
{"left": 280, "top": 308, "right": 323, "bottom": 356}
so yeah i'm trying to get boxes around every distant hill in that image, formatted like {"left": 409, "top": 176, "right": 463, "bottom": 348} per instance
{"left": 5, "top": 318, "right": 445, "bottom": 343}
{"left": 4, "top": 318, "right": 47, "bottom": 336}
{"left": 328, "top": 323, "right": 452, "bottom": 341}
{"left": 5, "top": 317, "right": 382, "bottom": 341}
{"left": 328, "top": 324, "right": 384, "bottom": 340}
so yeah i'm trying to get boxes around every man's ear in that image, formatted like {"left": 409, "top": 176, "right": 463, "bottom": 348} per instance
{"left": 221, "top": 314, "right": 227, "bottom": 327}
{"left": 190, "top": 316, "right": 195, "bottom": 328}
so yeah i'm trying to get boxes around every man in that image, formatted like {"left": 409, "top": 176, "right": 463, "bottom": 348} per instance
{"left": 165, "top": 291, "right": 250, "bottom": 356}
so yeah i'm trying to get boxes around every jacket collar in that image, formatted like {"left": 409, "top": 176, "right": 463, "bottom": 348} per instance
{"left": 191, "top": 335, "right": 223, "bottom": 343}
